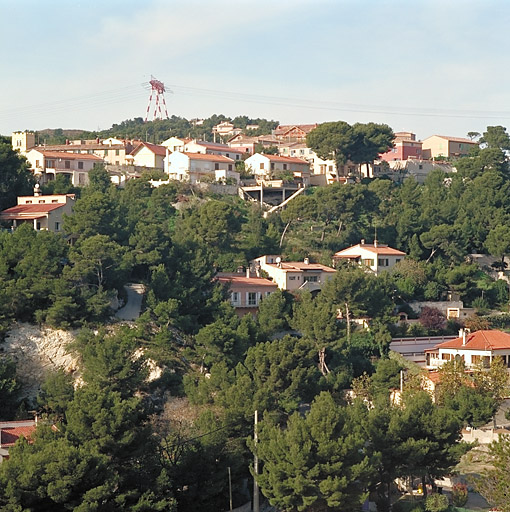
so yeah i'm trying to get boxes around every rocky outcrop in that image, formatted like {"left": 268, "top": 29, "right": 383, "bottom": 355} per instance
{"left": 1, "top": 323, "right": 79, "bottom": 398}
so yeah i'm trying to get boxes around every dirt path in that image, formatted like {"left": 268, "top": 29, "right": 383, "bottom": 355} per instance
{"left": 115, "top": 283, "right": 145, "bottom": 321}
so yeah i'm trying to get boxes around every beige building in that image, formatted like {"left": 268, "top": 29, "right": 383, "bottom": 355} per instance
{"left": 0, "top": 191, "right": 75, "bottom": 232}
{"left": 216, "top": 271, "right": 278, "bottom": 316}
{"left": 161, "top": 136, "right": 191, "bottom": 152}
{"left": 11, "top": 131, "right": 36, "bottom": 154}
{"left": 25, "top": 149, "right": 102, "bottom": 186}
{"left": 421, "top": 135, "right": 477, "bottom": 160}
{"left": 333, "top": 240, "right": 406, "bottom": 275}
{"left": 245, "top": 153, "right": 311, "bottom": 183}
{"left": 251, "top": 255, "right": 336, "bottom": 292}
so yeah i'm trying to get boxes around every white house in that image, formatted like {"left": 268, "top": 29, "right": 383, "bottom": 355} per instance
{"left": 251, "top": 255, "right": 336, "bottom": 292}
{"left": 127, "top": 142, "right": 166, "bottom": 169}
{"left": 160, "top": 136, "right": 191, "bottom": 152}
{"left": 333, "top": 240, "right": 406, "bottom": 275}
{"left": 183, "top": 140, "right": 245, "bottom": 160}
{"left": 0, "top": 191, "right": 75, "bottom": 232}
{"left": 25, "top": 149, "right": 102, "bottom": 186}
{"left": 245, "top": 153, "right": 310, "bottom": 183}
{"left": 425, "top": 329, "right": 510, "bottom": 370}
{"left": 164, "top": 151, "right": 239, "bottom": 184}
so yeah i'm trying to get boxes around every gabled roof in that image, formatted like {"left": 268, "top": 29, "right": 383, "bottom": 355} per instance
{"left": 425, "top": 135, "right": 476, "bottom": 144}
{"left": 182, "top": 152, "right": 234, "bottom": 163}
{"left": 265, "top": 261, "right": 336, "bottom": 273}
{"left": 191, "top": 141, "right": 245, "bottom": 154}
{"left": 334, "top": 243, "right": 406, "bottom": 257}
{"left": 30, "top": 150, "right": 102, "bottom": 161}
{"left": 274, "top": 124, "right": 318, "bottom": 136}
{"left": 432, "top": 330, "right": 510, "bottom": 351}
{"left": 130, "top": 141, "right": 167, "bottom": 157}
{"left": 258, "top": 154, "right": 310, "bottom": 165}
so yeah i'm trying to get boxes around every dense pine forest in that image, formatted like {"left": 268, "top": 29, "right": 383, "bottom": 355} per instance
{"left": 1, "top": 124, "right": 510, "bottom": 511}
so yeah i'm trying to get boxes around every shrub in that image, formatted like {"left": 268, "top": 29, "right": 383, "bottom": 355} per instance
{"left": 424, "top": 493, "right": 449, "bottom": 512}
{"left": 451, "top": 483, "right": 468, "bottom": 507}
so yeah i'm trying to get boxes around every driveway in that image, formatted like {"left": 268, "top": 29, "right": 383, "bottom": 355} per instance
{"left": 116, "top": 283, "right": 145, "bottom": 321}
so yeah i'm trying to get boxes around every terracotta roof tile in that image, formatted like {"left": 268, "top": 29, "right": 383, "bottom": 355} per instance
{"left": 433, "top": 330, "right": 510, "bottom": 351}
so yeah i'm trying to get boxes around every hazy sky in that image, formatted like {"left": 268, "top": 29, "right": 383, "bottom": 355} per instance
{"left": 1, "top": 0, "right": 509, "bottom": 140}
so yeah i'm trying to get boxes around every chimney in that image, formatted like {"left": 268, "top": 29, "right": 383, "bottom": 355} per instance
{"left": 246, "top": 267, "right": 251, "bottom": 278}
{"left": 374, "top": 239, "right": 378, "bottom": 248}
{"left": 65, "top": 139, "right": 69, "bottom": 145}
{"left": 360, "top": 239, "right": 365, "bottom": 245}
{"left": 304, "top": 257, "right": 309, "bottom": 265}
{"left": 33, "top": 183, "right": 41, "bottom": 196}
{"left": 459, "top": 328, "right": 467, "bottom": 346}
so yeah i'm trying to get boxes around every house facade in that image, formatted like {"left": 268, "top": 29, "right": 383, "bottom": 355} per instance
{"left": 127, "top": 142, "right": 166, "bottom": 169}
{"left": 216, "top": 272, "right": 278, "bottom": 316}
{"left": 245, "top": 153, "right": 311, "bottom": 183}
{"left": 421, "top": 135, "right": 476, "bottom": 160}
{"left": 12, "top": 131, "right": 36, "bottom": 154}
{"left": 0, "top": 192, "right": 75, "bottom": 232}
{"left": 273, "top": 124, "right": 318, "bottom": 142}
{"left": 164, "top": 151, "right": 239, "bottom": 184}
{"left": 333, "top": 240, "right": 406, "bottom": 275}
{"left": 161, "top": 136, "right": 191, "bottom": 152}
{"left": 251, "top": 255, "right": 336, "bottom": 292}
{"left": 379, "top": 132, "right": 423, "bottom": 162}
{"left": 25, "top": 149, "right": 102, "bottom": 186}
{"left": 425, "top": 329, "right": 510, "bottom": 370}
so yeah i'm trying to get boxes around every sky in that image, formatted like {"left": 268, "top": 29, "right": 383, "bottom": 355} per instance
{"left": 1, "top": 0, "right": 510, "bottom": 140}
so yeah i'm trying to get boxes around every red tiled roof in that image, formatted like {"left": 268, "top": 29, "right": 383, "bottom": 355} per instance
{"left": 216, "top": 275, "right": 278, "bottom": 287}
{"left": 0, "top": 424, "right": 36, "bottom": 447}
{"left": 274, "top": 124, "right": 318, "bottom": 135}
{"left": 131, "top": 142, "right": 167, "bottom": 156}
{"left": 427, "top": 135, "right": 476, "bottom": 144}
{"left": 183, "top": 152, "right": 234, "bottom": 163}
{"left": 260, "top": 154, "right": 310, "bottom": 165}
{"left": 334, "top": 243, "right": 406, "bottom": 257}
{"left": 1, "top": 203, "right": 64, "bottom": 216}
{"left": 34, "top": 150, "right": 102, "bottom": 161}
{"left": 433, "top": 330, "right": 510, "bottom": 351}
{"left": 266, "top": 261, "right": 335, "bottom": 273}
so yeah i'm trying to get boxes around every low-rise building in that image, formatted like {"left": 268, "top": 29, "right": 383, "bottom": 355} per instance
{"left": 216, "top": 271, "right": 278, "bottom": 316}
{"left": 333, "top": 240, "right": 406, "bottom": 275}
{"left": 425, "top": 329, "right": 510, "bottom": 370}
{"left": 164, "top": 151, "right": 239, "bottom": 184}
{"left": 0, "top": 420, "right": 37, "bottom": 462}
{"left": 183, "top": 140, "right": 245, "bottom": 160}
{"left": 379, "top": 131, "right": 423, "bottom": 162}
{"left": 245, "top": 153, "right": 310, "bottom": 184}
{"left": 0, "top": 191, "right": 75, "bottom": 232}
{"left": 273, "top": 124, "right": 318, "bottom": 142}
{"left": 24, "top": 149, "right": 102, "bottom": 186}
{"left": 251, "top": 255, "right": 336, "bottom": 292}
{"left": 421, "top": 135, "right": 477, "bottom": 160}
{"left": 127, "top": 142, "right": 167, "bottom": 169}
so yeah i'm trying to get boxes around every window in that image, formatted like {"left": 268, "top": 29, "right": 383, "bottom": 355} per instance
{"left": 78, "top": 161, "right": 84, "bottom": 169}
{"left": 226, "top": 153, "right": 229, "bottom": 158}
{"left": 64, "top": 160, "right": 70, "bottom": 169}
{"left": 26, "top": 200, "right": 32, "bottom": 204}
{"left": 236, "top": 155, "right": 240, "bottom": 160}
{"left": 419, "top": 164, "right": 423, "bottom": 170}
{"left": 36, "top": 222, "right": 41, "bottom": 230}
{"left": 396, "top": 258, "right": 401, "bottom": 263}
{"left": 215, "top": 163, "right": 219, "bottom": 170}
{"left": 47, "top": 160, "right": 55, "bottom": 168}
{"left": 116, "top": 161, "right": 119, "bottom": 165}
{"left": 51, "top": 200, "right": 58, "bottom": 203}
{"left": 270, "top": 163, "right": 275, "bottom": 171}
{"left": 38, "top": 200, "right": 45, "bottom": 203}
{"left": 54, "top": 222, "right": 60, "bottom": 231}
{"left": 247, "top": 292, "right": 258, "bottom": 306}
{"left": 363, "top": 258, "right": 375, "bottom": 267}
{"left": 304, "top": 275, "right": 318, "bottom": 282}
{"left": 260, "top": 163, "right": 264, "bottom": 170}
{"left": 283, "top": 164, "right": 288, "bottom": 170}
{"left": 231, "top": 292, "right": 240, "bottom": 305}
{"left": 104, "top": 149, "right": 109, "bottom": 156}
{"left": 441, "top": 353, "right": 452, "bottom": 360}
{"left": 36, "top": 160, "right": 40, "bottom": 167}
{"left": 79, "top": 173, "right": 86, "bottom": 185}
{"left": 378, "top": 258, "right": 389, "bottom": 267}
{"left": 115, "top": 149, "right": 120, "bottom": 156}
{"left": 300, "top": 149, "right": 304, "bottom": 155}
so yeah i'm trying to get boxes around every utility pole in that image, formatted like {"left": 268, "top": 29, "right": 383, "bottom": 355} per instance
{"left": 228, "top": 467, "right": 233, "bottom": 511}
{"left": 253, "top": 410, "right": 259, "bottom": 512}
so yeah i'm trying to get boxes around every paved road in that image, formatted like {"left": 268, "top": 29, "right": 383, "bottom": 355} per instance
{"left": 116, "top": 283, "right": 145, "bottom": 321}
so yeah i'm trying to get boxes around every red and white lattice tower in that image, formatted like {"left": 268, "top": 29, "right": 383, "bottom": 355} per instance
{"left": 145, "top": 75, "right": 169, "bottom": 122}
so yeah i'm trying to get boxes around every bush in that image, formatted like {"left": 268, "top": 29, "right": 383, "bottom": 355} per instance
{"left": 425, "top": 493, "right": 449, "bottom": 512}
{"left": 451, "top": 483, "right": 468, "bottom": 507}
